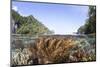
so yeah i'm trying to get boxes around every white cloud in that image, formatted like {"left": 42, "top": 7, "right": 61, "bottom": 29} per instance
{"left": 12, "top": 6, "right": 18, "bottom": 11}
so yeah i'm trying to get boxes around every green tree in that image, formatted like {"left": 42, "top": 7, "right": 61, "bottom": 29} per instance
{"left": 77, "top": 6, "right": 96, "bottom": 34}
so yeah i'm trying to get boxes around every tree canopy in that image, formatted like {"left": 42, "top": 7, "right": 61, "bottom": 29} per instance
{"left": 77, "top": 6, "right": 96, "bottom": 34}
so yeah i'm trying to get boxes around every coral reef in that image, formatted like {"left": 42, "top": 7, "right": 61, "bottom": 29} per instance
{"left": 11, "top": 35, "right": 96, "bottom": 66}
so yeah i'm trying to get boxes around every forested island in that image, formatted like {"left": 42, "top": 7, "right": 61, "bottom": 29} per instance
{"left": 12, "top": 10, "right": 54, "bottom": 35}
{"left": 77, "top": 6, "right": 96, "bottom": 35}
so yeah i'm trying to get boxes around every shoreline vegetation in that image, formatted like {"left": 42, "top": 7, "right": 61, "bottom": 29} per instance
{"left": 11, "top": 5, "right": 96, "bottom": 66}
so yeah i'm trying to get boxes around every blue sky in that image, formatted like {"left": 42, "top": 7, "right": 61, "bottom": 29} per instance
{"left": 12, "top": 1, "right": 89, "bottom": 34}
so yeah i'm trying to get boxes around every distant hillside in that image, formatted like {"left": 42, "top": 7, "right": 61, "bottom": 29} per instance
{"left": 11, "top": 10, "right": 54, "bottom": 35}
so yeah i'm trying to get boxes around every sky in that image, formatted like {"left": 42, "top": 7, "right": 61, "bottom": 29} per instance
{"left": 12, "top": 1, "right": 89, "bottom": 34}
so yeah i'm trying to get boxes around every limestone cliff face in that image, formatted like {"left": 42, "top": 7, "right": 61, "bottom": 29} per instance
{"left": 11, "top": 18, "right": 15, "bottom": 33}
